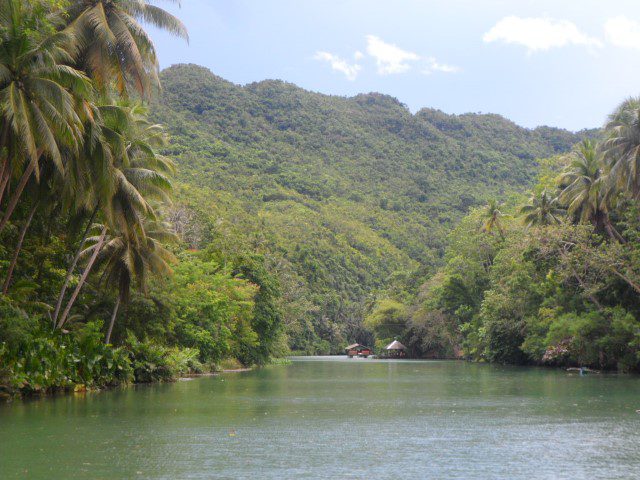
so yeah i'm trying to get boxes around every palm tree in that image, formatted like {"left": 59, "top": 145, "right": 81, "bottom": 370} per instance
{"left": 1, "top": 202, "right": 38, "bottom": 294}
{"left": 481, "top": 200, "right": 507, "bottom": 238}
{"left": 557, "top": 140, "right": 624, "bottom": 242}
{"left": 602, "top": 97, "right": 640, "bottom": 199}
{"left": 55, "top": 104, "right": 173, "bottom": 328}
{"left": 520, "top": 190, "right": 564, "bottom": 228}
{"left": 94, "top": 219, "right": 176, "bottom": 343}
{"left": 1, "top": 159, "right": 61, "bottom": 294}
{"left": 0, "top": 0, "right": 89, "bottom": 232}
{"left": 66, "top": 0, "right": 188, "bottom": 96}
{"left": 558, "top": 140, "right": 602, "bottom": 224}
{"left": 106, "top": 103, "right": 174, "bottom": 237}
{"left": 51, "top": 100, "right": 123, "bottom": 322}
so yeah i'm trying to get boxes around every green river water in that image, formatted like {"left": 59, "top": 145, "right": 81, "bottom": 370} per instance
{"left": 1, "top": 357, "right": 640, "bottom": 479}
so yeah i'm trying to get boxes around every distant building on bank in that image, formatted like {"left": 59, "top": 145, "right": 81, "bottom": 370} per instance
{"left": 385, "top": 340, "right": 407, "bottom": 358}
{"left": 345, "top": 343, "right": 372, "bottom": 358}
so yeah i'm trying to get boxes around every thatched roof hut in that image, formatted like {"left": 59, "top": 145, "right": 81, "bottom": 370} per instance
{"left": 385, "top": 340, "right": 406, "bottom": 351}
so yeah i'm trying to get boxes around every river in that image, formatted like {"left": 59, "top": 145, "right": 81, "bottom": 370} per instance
{"left": 1, "top": 357, "right": 640, "bottom": 479}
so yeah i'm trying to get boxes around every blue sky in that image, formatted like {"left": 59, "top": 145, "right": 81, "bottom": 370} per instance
{"left": 148, "top": 0, "right": 640, "bottom": 131}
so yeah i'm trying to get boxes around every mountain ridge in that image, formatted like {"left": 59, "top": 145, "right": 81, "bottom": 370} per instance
{"left": 169, "top": 64, "right": 596, "bottom": 135}
{"left": 151, "top": 63, "right": 592, "bottom": 351}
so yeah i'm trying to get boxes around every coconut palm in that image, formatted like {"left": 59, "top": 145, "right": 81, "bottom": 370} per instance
{"left": 520, "top": 190, "right": 564, "bottom": 228}
{"left": 50, "top": 100, "right": 129, "bottom": 322}
{"left": 558, "top": 140, "right": 624, "bottom": 242}
{"left": 0, "top": 0, "right": 90, "bottom": 232}
{"left": 481, "top": 200, "right": 507, "bottom": 238}
{"left": 106, "top": 103, "right": 174, "bottom": 237}
{"left": 55, "top": 104, "right": 173, "bottom": 328}
{"left": 602, "top": 97, "right": 640, "bottom": 199}
{"left": 94, "top": 219, "right": 176, "bottom": 343}
{"left": 1, "top": 158, "right": 64, "bottom": 294}
{"left": 558, "top": 140, "right": 603, "bottom": 218}
{"left": 66, "top": 0, "right": 188, "bottom": 96}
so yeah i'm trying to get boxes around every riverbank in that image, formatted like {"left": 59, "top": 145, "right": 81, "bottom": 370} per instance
{"left": 1, "top": 362, "right": 253, "bottom": 402}
{"left": 0, "top": 325, "right": 264, "bottom": 401}
{"left": 1, "top": 346, "right": 292, "bottom": 402}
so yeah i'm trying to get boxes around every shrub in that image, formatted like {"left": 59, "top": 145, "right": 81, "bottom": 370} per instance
{"left": 166, "top": 347, "right": 204, "bottom": 375}
{"left": 124, "top": 333, "right": 176, "bottom": 383}
{"left": 125, "top": 334, "right": 205, "bottom": 382}
{"left": 0, "top": 318, "right": 132, "bottom": 396}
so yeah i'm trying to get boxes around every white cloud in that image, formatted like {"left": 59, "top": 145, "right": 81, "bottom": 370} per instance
{"left": 314, "top": 51, "right": 361, "bottom": 81}
{"left": 483, "top": 16, "right": 602, "bottom": 51}
{"left": 366, "top": 35, "right": 420, "bottom": 74}
{"left": 605, "top": 16, "right": 640, "bottom": 49}
{"left": 315, "top": 37, "right": 459, "bottom": 79}
{"left": 423, "top": 57, "right": 460, "bottom": 75}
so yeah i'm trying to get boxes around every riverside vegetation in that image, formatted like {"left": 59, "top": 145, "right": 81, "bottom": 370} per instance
{"left": 0, "top": 1, "right": 637, "bottom": 399}
{"left": 152, "top": 64, "right": 591, "bottom": 356}
{"left": 0, "top": 0, "right": 284, "bottom": 397}
{"left": 368, "top": 123, "right": 640, "bottom": 372}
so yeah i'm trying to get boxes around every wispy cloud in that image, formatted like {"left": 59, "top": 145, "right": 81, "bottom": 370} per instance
{"left": 366, "top": 35, "right": 420, "bottom": 74}
{"left": 423, "top": 57, "right": 461, "bottom": 75}
{"left": 314, "top": 51, "right": 361, "bottom": 81}
{"left": 605, "top": 16, "right": 640, "bottom": 50}
{"left": 315, "top": 36, "right": 458, "bottom": 79}
{"left": 483, "top": 16, "right": 602, "bottom": 52}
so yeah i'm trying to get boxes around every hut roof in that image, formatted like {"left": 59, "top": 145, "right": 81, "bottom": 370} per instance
{"left": 345, "top": 343, "right": 363, "bottom": 350}
{"left": 385, "top": 340, "right": 406, "bottom": 350}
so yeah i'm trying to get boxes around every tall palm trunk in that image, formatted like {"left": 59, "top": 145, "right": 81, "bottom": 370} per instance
{"left": 603, "top": 216, "right": 625, "bottom": 244}
{"left": 0, "top": 162, "right": 36, "bottom": 234}
{"left": 0, "top": 123, "right": 10, "bottom": 205}
{"left": 0, "top": 164, "right": 10, "bottom": 207}
{"left": 0, "top": 159, "right": 9, "bottom": 205}
{"left": 52, "top": 206, "right": 99, "bottom": 324}
{"left": 105, "top": 296, "right": 121, "bottom": 344}
{"left": 2, "top": 202, "right": 38, "bottom": 294}
{"left": 593, "top": 210, "right": 626, "bottom": 244}
{"left": 57, "top": 225, "right": 107, "bottom": 329}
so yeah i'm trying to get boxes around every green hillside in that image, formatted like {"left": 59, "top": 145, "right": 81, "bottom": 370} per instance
{"left": 152, "top": 63, "right": 590, "bottom": 351}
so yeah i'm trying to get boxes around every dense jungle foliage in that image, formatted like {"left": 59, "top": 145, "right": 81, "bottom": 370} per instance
{"left": 152, "top": 64, "right": 590, "bottom": 353}
{"left": 0, "top": 0, "right": 285, "bottom": 397}
{"left": 2, "top": 1, "right": 629, "bottom": 400}
{"left": 370, "top": 110, "right": 640, "bottom": 372}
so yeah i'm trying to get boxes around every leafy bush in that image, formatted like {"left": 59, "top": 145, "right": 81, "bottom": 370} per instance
{"left": 0, "top": 317, "right": 132, "bottom": 395}
{"left": 166, "top": 347, "right": 204, "bottom": 375}
{"left": 124, "top": 333, "right": 177, "bottom": 383}
{"left": 125, "top": 334, "right": 204, "bottom": 382}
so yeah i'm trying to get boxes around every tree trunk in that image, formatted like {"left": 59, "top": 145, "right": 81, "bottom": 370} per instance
{"left": 0, "top": 159, "right": 9, "bottom": 206}
{"left": 570, "top": 266, "right": 603, "bottom": 311}
{"left": 603, "top": 216, "right": 626, "bottom": 244}
{"left": 0, "top": 122, "right": 10, "bottom": 205}
{"left": 593, "top": 209, "right": 626, "bottom": 244}
{"left": 0, "top": 162, "right": 36, "bottom": 234}
{"left": 52, "top": 206, "right": 99, "bottom": 324}
{"left": 105, "top": 296, "right": 121, "bottom": 344}
{"left": 57, "top": 226, "right": 107, "bottom": 329}
{"left": 2, "top": 202, "right": 38, "bottom": 294}
{"left": 609, "top": 267, "right": 640, "bottom": 295}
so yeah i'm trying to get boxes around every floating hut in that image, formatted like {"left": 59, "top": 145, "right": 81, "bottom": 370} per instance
{"left": 345, "top": 343, "right": 372, "bottom": 358}
{"left": 385, "top": 340, "right": 407, "bottom": 358}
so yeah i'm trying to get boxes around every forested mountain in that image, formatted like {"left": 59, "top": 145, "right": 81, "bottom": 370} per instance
{"left": 5, "top": 2, "right": 638, "bottom": 401}
{"left": 152, "top": 64, "right": 592, "bottom": 351}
